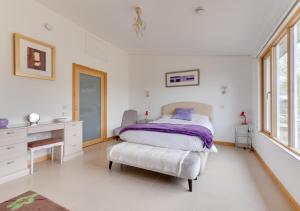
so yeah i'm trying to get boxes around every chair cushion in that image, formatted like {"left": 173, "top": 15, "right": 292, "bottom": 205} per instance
{"left": 28, "top": 138, "right": 63, "bottom": 148}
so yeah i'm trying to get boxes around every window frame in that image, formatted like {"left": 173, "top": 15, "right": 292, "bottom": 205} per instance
{"left": 291, "top": 18, "right": 300, "bottom": 151}
{"left": 261, "top": 50, "right": 273, "bottom": 135}
{"left": 260, "top": 8, "right": 300, "bottom": 156}
{"left": 274, "top": 31, "right": 290, "bottom": 146}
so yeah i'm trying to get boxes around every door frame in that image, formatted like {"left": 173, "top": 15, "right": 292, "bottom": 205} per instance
{"left": 72, "top": 63, "right": 107, "bottom": 147}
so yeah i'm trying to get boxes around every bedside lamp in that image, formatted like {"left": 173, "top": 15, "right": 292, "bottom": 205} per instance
{"left": 240, "top": 112, "right": 247, "bottom": 125}
{"left": 144, "top": 111, "right": 149, "bottom": 120}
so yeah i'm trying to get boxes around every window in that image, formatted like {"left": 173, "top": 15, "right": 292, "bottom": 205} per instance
{"left": 262, "top": 52, "right": 272, "bottom": 133}
{"left": 260, "top": 9, "right": 300, "bottom": 155}
{"left": 293, "top": 20, "right": 300, "bottom": 150}
{"left": 275, "top": 34, "right": 289, "bottom": 144}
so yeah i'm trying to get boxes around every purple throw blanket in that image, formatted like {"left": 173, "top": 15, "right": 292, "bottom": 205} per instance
{"left": 120, "top": 123, "right": 213, "bottom": 149}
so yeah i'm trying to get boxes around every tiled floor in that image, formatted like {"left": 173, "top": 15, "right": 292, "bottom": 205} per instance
{"left": 0, "top": 141, "right": 294, "bottom": 211}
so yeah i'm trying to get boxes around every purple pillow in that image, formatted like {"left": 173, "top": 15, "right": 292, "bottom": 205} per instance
{"left": 171, "top": 108, "right": 193, "bottom": 121}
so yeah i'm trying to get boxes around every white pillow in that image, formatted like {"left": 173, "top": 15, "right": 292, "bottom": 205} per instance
{"left": 191, "top": 114, "right": 209, "bottom": 122}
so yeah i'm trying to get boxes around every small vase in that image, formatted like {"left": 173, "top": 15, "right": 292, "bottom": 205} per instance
{"left": 0, "top": 118, "right": 8, "bottom": 129}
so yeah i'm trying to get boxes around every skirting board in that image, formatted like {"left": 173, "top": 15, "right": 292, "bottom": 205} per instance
{"left": 253, "top": 149, "right": 300, "bottom": 211}
{"left": 214, "top": 140, "right": 235, "bottom": 147}
{"left": 28, "top": 151, "right": 84, "bottom": 164}
{"left": 83, "top": 136, "right": 117, "bottom": 148}
{"left": 106, "top": 136, "right": 117, "bottom": 141}
{"left": 0, "top": 169, "right": 29, "bottom": 185}
{"left": 27, "top": 154, "right": 51, "bottom": 165}
{"left": 215, "top": 140, "right": 299, "bottom": 209}
{"left": 63, "top": 151, "right": 83, "bottom": 161}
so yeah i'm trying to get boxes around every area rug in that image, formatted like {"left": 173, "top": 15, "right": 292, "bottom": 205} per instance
{"left": 0, "top": 191, "right": 69, "bottom": 211}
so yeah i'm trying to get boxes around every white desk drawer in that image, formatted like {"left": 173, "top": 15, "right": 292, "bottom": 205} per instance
{"left": 0, "top": 156, "right": 27, "bottom": 177}
{"left": 64, "top": 121, "right": 82, "bottom": 154}
{"left": 27, "top": 123, "right": 64, "bottom": 134}
{"left": 0, "top": 143, "right": 27, "bottom": 161}
{"left": 65, "top": 122, "right": 82, "bottom": 132}
{"left": 0, "top": 128, "right": 27, "bottom": 146}
{"left": 65, "top": 129, "right": 82, "bottom": 144}
{"left": 64, "top": 139, "right": 82, "bottom": 155}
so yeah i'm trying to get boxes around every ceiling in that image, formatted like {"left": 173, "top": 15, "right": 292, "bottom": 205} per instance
{"left": 36, "top": 0, "right": 296, "bottom": 56}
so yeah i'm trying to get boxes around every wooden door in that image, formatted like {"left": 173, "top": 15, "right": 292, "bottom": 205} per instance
{"left": 72, "top": 63, "right": 107, "bottom": 147}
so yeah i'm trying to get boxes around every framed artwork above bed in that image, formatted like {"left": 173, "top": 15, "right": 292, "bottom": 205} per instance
{"left": 165, "top": 69, "right": 199, "bottom": 87}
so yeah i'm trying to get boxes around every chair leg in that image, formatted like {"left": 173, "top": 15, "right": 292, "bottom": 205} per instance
{"left": 188, "top": 179, "right": 192, "bottom": 192}
{"left": 60, "top": 145, "right": 64, "bottom": 164}
{"left": 30, "top": 150, "right": 34, "bottom": 175}
{"left": 51, "top": 147, "right": 54, "bottom": 161}
{"left": 109, "top": 161, "right": 113, "bottom": 170}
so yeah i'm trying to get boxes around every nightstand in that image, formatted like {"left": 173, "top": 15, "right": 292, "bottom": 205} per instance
{"left": 235, "top": 125, "right": 253, "bottom": 150}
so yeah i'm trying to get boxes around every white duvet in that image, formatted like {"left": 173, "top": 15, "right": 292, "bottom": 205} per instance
{"left": 120, "top": 115, "right": 218, "bottom": 152}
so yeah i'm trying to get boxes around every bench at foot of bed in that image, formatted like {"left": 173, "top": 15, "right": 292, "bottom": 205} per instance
{"left": 109, "top": 161, "right": 194, "bottom": 192}
{"left": 107, "top": 142, "right": 201, "bottom": 192}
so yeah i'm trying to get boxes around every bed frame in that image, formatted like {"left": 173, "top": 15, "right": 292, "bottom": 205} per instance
{"left": 109, "top": 102, "right": 213, "bottom": 191}
{"left": 161, "top": 101, "right": 213, "bottom": 121}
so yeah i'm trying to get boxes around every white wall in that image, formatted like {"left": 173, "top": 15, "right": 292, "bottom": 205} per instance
{"left": 129, "top": 54, "right": 253, "bottom": 142}
{"left": 0, "top": 0, "right": 129, "bottom": 137}
{"left": 252, "top": 58, "right": 300, "bottom": 205}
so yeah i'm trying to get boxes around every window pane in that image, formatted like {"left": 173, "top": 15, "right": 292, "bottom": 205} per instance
{"left": 294, "top": 21, "right": 300, "bottom": 150}
{"left": 276, "top": 35, "right": 289, "bottom": 144}
{"left": 263, "top": 55, "right": 272, "bottom": 132}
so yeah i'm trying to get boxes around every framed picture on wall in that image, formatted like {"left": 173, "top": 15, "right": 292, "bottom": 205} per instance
{"left": 165, "top": 69, "right": 200, "bottom": 87}
{"left": 14, "top": 33, "right": 56, "bottom": 80}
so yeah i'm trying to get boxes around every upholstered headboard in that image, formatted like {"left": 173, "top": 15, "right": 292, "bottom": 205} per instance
{"left": 161, "top": 102, "right": 213, "bottom": 120}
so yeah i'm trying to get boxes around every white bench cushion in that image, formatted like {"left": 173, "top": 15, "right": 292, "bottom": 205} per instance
{"left": 107, "top": 142, "right": 201, "bottom": 179}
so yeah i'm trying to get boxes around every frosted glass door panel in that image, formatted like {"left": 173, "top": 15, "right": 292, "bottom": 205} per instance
{"left": 80, "top": 73, "right": 101, "bottom": 141}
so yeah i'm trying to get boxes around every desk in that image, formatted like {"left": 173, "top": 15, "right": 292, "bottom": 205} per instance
{"left": 0, "top": 121, "right": 83, "bottom": 184}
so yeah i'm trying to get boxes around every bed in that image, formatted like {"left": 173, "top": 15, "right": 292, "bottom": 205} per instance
{"left": 120, "top": 102, "right": 216, "bottom": 172}
{"left": 108, "top": 102, "right": 216, "bottom": 191}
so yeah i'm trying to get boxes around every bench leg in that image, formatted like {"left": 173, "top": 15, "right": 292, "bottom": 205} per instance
{"left": 188, "top": 179, "right": 192, "bottom": 192}
{"left": 109, "top": 161, "right": 113, "bottom": 170}
{"left": 30, "top": 150, "right": 34, "bottom": 175}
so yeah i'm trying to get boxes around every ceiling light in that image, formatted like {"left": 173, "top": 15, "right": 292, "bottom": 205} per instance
{"left": 133, "top": 6, "right": 146, "bottom": 37}
{"left": 195, "top": 6, "right": 206, "bottom": 15}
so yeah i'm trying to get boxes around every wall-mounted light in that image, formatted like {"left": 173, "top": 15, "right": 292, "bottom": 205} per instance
{"left": 44, "top": 23, "right": 53, "bottom": 31}
{"left": 195, "top": 6, "right": 206, "bottom": 16}
{"left": 221, "top": 86, "right": 228, "bottom": 95}
{"left": 145, "top": 90, "right": 150, "bottom": 98}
